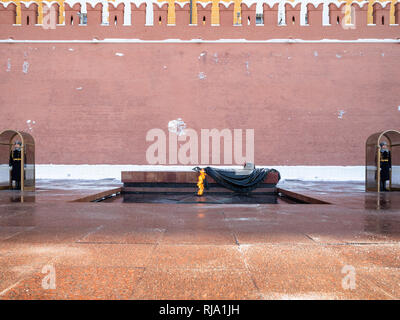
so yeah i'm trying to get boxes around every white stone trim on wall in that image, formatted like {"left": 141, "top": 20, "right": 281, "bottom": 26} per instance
{"left": 123, "top": 0, "right": 132, "bottom": 25}
{"left": 2, "top": 38, "right": 400, "bottom": 42}
{"left": 34, "top": 164, "right": 367, "bottom": 181}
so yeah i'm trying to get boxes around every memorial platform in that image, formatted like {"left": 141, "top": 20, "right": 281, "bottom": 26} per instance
{"left": 121, "top": 170, "right": 281, "bottom": 194}
{"left": 0, "top": 179, "right": 399, "bottom": 299}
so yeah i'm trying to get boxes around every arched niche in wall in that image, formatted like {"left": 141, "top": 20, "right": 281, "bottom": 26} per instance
{"left": 366, "top": 130, "right": 400, "bottom": 192}
{"left": 0, "top": 130, "right": 35, "bottom": 191}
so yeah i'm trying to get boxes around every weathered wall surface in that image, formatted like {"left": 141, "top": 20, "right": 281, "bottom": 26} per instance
{"left": 0, "top": 42, "right": 399, "bottom": 166}
{"left": 0, "top": 1, "right": 399, "bottom": 40}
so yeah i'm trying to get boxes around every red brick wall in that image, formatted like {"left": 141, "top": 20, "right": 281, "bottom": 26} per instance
{"left": 21, "top": 3, "right": 38, "bottom": 26}
{"left": 197, "top": 3, "right": 212, "bottom": 26}
{"left": 0, "top": 43, "right": 398, "bottom": 165}
{"left": 0, "top": 3, "right": 16, "bottom": 25}
{"left": 1, "top": 2, "right": 399, "bottom": 40}
{"left": 109, "top": 3, "right": 125, "bottom": 26}
{"left": 131, "top": 3, "right": 146, "bottom": 27}
{"left": 64, "top": 3, "right": 81, "bottom": 26}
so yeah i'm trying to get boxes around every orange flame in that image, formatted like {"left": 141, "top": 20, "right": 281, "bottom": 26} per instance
{"left": 197, "top": 169, "right": 206, "bottom": 196}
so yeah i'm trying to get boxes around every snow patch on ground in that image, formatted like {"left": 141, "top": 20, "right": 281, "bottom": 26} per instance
{"left": 2, "top": 39, "right": 400, "bottom": 44}
{"left": 34, "top": 165, "right": 366, "bottom": 181}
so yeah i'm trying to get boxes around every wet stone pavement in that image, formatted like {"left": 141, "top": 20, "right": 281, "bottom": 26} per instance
{"left": 0, "top": 179, "right": 400, "bottom": 299}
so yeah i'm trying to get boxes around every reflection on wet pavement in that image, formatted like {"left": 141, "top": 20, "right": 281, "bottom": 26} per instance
{"left": 279, "top": 180, "right": 400, "bottom": 210}
{"left": 0, "top": 179, "right": 122, "bottom": 203}
{"left": 364, "top": 192, "right": 400, "bottom": 210}
{"left": 121, "top": 193, "right": 281, "bottom": 204}
{"left": 0, "top": 190, "right": 36, "bottom": 203}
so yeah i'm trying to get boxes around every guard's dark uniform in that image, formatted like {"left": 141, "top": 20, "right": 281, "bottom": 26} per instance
{"left": 380, "top": 150, "right": 391, "bottom": 191}
{"left": 9, "top": 149, "right": 22, "bottom": 189}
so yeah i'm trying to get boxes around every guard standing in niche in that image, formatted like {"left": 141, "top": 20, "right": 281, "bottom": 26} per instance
{"left": 379, "top": 141, "right": 392, "bottom": 191}
{"left": 9, "top": 141, "right": 23, "bottom": 190}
